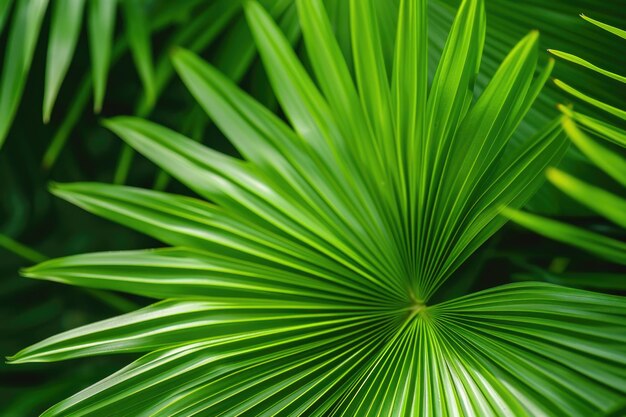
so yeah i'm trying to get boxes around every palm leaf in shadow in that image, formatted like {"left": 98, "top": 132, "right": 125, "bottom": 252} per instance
{"left": 506, "top": 16, "right": 626, "bottom": 280}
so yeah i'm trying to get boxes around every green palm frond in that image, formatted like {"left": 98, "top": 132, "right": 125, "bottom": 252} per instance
{"left": 0, "top": 0, "right": 287, "bottom": 158}
{"left": 429, "top": 0, "right": 626, "bottom": 214}
{"left": 0, "top": 0, "right": 624, "bottom": 200}
{"left": 1, "top": 0, "right": 119, "bottom": 143}
{"left": 1, "top": 3, "right": 302, "bottom": 410}
{"left": 10, "top": 0, "right": 626, "bottom": 416}
{"left": 432, "top": 0, "right": 626, "bottom": 136}
{"left": 12, "top": 281, "right": 626, "bottom": 416}
{"left": 0, "top": 0, "right": 48, "bottom": 145}
{"left": 506, "top": 17, "right": 626, "bottom": 269}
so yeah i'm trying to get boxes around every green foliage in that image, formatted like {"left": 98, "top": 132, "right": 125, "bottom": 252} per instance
{"left": 0, "top": 0, "right": 48, "bottom": 146}
{"left": 1, "top": 2, "right": 294, "bottom": 413}
{"left": 87, "top": 0, "right": 117, "bottom": 114}
{"left": 507, "top": 17, "right": 626, "bottom": 269}
{"left": 0, "top": 0, "right": 274, "bottom": 158}
{"left": 1, "top": 0, "right": 625, "bottom": 416}
{"left": 7, "top": 0, "right": 626, "bottom": 415}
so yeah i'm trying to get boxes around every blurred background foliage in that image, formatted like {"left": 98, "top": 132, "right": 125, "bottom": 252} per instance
{"left": 0, "top": 0, "right": 624, "bottom": 414}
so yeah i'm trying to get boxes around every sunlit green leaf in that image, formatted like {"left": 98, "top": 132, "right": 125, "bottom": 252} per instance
{"left": 548, "top": 49, "right": 626, "bottom": 84}
{"left": 581, "top": 14, "right": 626, "bottom": 40}
{"left": 547, "top": 168, "right": 626, "bottom": 229}
{"left": 561, "top": 116, "right": 626, "bottom": 187}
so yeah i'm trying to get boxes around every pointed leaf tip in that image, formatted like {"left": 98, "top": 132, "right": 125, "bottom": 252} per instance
{"left": 19, "top": 266, "right": 34, "bottom": 278}
{"left": 522, "top": 29, "right": 539, "bottom": 47}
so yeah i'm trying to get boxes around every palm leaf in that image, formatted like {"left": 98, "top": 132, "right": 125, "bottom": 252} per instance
{"left": 43, "top": 0, "right": 85, "bottom": 123}
{"left": 514, "top": 269, "right": 626, "bottom": 292}
{"left": 11, "top": 280, "right": 626, "bottom": 416}
{"left": 0, "top": 0, "right": 279, "bottom": 157}
{"left": 122, "top": 0, "right": 156, "bottom": 111}
{"left": 87, "top": 0, "right": 117, "bottom": 113}
{"left": 506, "top": 17, "right": 626, "bottom": 271}
{"left": 504, "top": 208, "right": 626, "bottom": 266}
{"left": 0, "top": 3, "right": 224, "bottom": 409}
{"left": 430, "top": 0, "right": 626, "bottom": 215}
{"left": 11, "top": 1, "right": 625, "bottom": 416}
{"left": 0, "top": 0, "right": 48, "bottom": 147}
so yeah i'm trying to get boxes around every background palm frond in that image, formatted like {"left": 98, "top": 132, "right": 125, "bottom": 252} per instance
{"left": 506, "top": 17, "right": 626, "bottom": 285}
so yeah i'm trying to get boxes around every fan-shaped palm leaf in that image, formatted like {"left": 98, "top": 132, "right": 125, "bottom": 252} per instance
{"left": 11, "top": 1, "right": 626, "bottom": 416}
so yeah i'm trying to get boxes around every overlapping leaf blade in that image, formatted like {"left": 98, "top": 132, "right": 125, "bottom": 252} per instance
{"left": 12, "top": 282, "right": 626, "bottom": 416}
